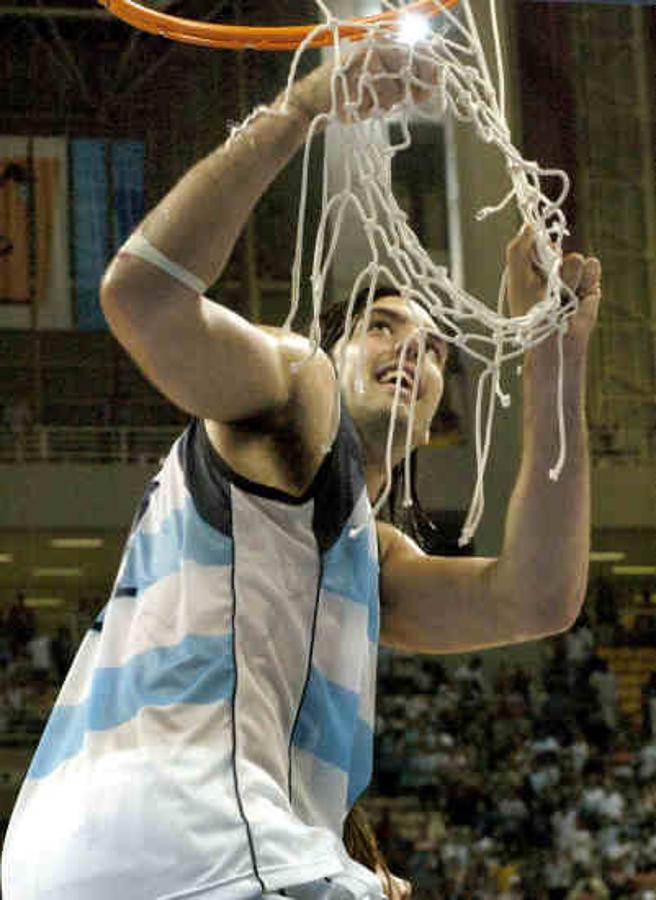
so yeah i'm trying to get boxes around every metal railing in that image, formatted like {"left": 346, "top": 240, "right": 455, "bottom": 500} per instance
{"left": 0, "top": 426, "right": 182, "bottom": 464}
{"left": 1, "top": 422, "right": 654, "bottom": 466}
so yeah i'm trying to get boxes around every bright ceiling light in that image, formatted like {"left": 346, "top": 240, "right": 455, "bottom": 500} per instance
{"left": 32, "top": 567, "right": 84, "bottom": 578}
{"left": 50, "top": 538, "right": 104, "bottom": 549}
{"left": 611, "top": 565, "right": 656, "bottom": 576}
{"left": 590, "top": 551, "right": 626, "bottom": 563}
{"left": 397, "top": 12, "right": 431, "bottom": 45}
{"left": 0, "top": 553, "right": 13, "bottom": 563}
{"left": 25, "top": 597, "right": 65, "bottom": 609}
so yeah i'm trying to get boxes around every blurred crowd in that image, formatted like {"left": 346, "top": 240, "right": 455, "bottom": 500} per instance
{"left": 369, "top": 618, "right": 656, "bottom": 898}
{"left": 0, "top": 592, "right": 74, "bottom": 737}
{"left": 2, "top": 592, "right": 656, "bottom": 898}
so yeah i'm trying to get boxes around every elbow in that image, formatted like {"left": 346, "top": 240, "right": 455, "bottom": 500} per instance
{"left": 558, "top": 582, "right": 588, "bottom": 636}
{"left": 99, "top": 274, "right": 131, "bottom": 341}
{"left": 538, "top": 579, "right": 588, "bottom": 638}
{"left": 99, "top": 258, "right": 127, "bottom": 329}
{"left": 100, "top": 255, "right": 133, "bottom": 317}
{"left": 510, "top": 575, "right": 588, "bottom": 643}
{"left": 100, "top": 254, "right": 165, "bottom": 338}
{"left": 560, "top": 565, "right": 590, "bottom": 633}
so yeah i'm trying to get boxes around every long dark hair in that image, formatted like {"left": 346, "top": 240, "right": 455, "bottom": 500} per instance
{"left": 319, "top": 284, "right": 438, "bottom": 550}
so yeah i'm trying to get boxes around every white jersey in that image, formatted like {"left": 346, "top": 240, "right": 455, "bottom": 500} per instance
{"left": 2, "top": 411, "right": 381, "bottom": 900}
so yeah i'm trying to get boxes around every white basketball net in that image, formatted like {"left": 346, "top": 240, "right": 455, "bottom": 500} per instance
{"left": 237, "top": 0, "right": 577, "bottom": 545}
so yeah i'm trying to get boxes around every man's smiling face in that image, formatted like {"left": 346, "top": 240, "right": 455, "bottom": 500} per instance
{"left": 334, "top": 294, "right": 448, "bottom": 450}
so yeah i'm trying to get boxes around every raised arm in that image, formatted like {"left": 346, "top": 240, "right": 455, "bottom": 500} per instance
{"left": 100, "top": 91, "right": 317, "bottom": 424}
{"left": 379, "top": 227, "right": 601, "bottom": 654}
{"left": 100, "top": 44, "right": 435, "bottom": 425}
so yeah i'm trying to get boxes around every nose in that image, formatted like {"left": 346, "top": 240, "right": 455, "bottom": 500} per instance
{"left": 394, "top": 328, "right": 422, "bottom": 363}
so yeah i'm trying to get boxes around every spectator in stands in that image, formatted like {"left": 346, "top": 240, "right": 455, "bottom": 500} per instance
{"left": 569, "top": 729, "right": 592, "bottom": 776}
{"left": 26, "top": 631, "right": 54, "bottom": 683}
{"left": 508, "top": 664, "right": 533, "bottom": 704}
{"left": 565, "top": 873, "right": 610, "bottom": 899}
{"left": 637, "top": 741, "right": 656, "bottom": 782}
{"left": 566, "top": 614, "right": 596, "bottom": 686}
{"left": 5, "top": 664, "right": 28, "bottom": 729}
{"left": 642, "top": 673, "right": 656, "bottom": 740}
{"left": 2, "top": 395, "right": 33, "bottom": 461}
{"left": 628, "top": 613, "right": 656, "bottom": 648}
{"left": 543, "top": 846, "right": 573, "bottom": 899}
{"left": 0, "top": 604, "right": 10, "bottom": 671}
{"left": 588, "top": 658, "right": 619, "bottom": 734}
{"left": 454, "top": 656, "right": 487, "bottom": 697}
{"left": 51, "top": 625, "right": 74, "bottom": 684}
{"left": 5, "top": 591, "right": 35, "bottom": 659}
{"left": 594, "top": 578, "right": 620, "bottom": 647}
{"left": 601, "top": 841, "right": 636, "bottom": 897}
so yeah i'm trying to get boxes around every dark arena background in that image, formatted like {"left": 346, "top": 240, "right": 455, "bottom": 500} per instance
{"left": 0, "top": 1, "right": 655, "bottom": 896}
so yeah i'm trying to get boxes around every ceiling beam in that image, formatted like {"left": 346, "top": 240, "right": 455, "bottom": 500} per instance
{"left": 0, "top": 5, "right": 111, "bottom": 18}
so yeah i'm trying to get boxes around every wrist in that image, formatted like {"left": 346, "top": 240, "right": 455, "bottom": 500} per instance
{"left": 282, "top": 91, "right": 313, "bottom": 123}
{"left": 278, "top": 88, "right": 327, "bottom": 135}
{"left": 522, "top": 337, "right": 588, "bottom": 424}
{"left": 523, "top": 327, "right": 589, "bottom": 374}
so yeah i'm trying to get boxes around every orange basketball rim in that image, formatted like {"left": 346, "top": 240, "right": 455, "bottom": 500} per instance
{"left": 98, "top": 0, "right": 461, "bottom": 51}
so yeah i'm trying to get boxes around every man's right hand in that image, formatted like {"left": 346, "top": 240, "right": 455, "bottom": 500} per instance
{"left": 289, "top": 39, "right": 439, "bottom": 123}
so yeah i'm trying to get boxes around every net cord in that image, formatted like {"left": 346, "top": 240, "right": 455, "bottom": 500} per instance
{"left": 236, "top": 0, "right": 576, "bottom": 543}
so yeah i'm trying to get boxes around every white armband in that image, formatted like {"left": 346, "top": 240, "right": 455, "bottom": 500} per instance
{"left": 120, "top": 232, "right": 207, "bottom": 295}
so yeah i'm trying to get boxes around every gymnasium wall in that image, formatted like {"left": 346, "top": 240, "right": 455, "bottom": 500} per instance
{"left": 0, "top": 0, "right": 654, "bottom": 559}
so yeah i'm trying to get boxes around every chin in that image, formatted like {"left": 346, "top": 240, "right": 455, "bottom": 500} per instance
{"left": 357, "top": 396, "right": 424, "bottom": 443}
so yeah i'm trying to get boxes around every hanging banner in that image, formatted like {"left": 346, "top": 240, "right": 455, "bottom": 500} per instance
{"left": 112, "top": 140, "right": 145, "bottom": 250}
{"left": 0, "top": 144, "right": 60, "bottom": 308}
{"left": 71, "top": 139, "right": 109, "bottom": 331}
{"left": 72, "top": 139, "right": 145, "bottom": 330}
{"left": 0, "top": 137, "right": 70, "bottom": 329}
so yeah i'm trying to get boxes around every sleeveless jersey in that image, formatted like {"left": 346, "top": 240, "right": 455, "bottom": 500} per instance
{"left": 1, "top": 410, "right": 381, "bottom": 900}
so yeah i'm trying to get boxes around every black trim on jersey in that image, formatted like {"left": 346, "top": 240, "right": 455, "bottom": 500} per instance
{"left": 180, "top": 420, "right": 232, "bottom": 537}
{"left": 196, "top": 418, "right": 336, "bottom": 507}
{"left": 312, "top": 405, "right": 366, "bottom": 553}
{"left": 229, "top": 531, "right": 266, "bottom": 892}
{"left": 90, "top": 607, "right": 106, "bottom": 632}
{"left": 132, "top": 478, "right": 160, "bottom": 530}
{"left": 112, "top": 478, "right": 160, "bottom": 598}
{"left": 187, "top": 406, "right": 366, "bottom": 554}
{"left": 287, "top": 555, "right": 324, "bottom": 806}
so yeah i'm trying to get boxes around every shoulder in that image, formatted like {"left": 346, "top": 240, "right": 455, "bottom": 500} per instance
{"left": 215, "top": 324, "right": 337, "bottom": 432}
{"left": 201, "top": 326, "right": 340, "bottom": 496}
{"left": 254, "top": 325, "right": 337, "bottom": 417}
{"left": 376, "top": 520, "right": 424, "bottom": 569}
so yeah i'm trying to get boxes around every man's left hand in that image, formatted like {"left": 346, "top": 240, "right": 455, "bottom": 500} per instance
{"left": 505, "top": 224, "right": 602, "bottom": 346}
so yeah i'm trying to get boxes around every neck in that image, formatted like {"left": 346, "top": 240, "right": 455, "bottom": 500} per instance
{"left": 357, "top": 424, "right": 408, "bottom": 504}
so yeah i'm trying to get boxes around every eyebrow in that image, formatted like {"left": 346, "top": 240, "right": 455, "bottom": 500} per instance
{"left": 368, "top": 306, "right": 449, "bottom": 361}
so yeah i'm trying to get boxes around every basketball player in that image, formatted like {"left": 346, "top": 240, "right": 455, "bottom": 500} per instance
{"left": 1, "top": 44, "right": 601, "bottom": 900}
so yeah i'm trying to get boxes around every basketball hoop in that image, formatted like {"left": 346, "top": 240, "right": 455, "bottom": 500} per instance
{"left": 99, "top": 0, "right": 460, "bottom": 50}
{"left": 110, "top": 0, "right": 577, "bottom": 545}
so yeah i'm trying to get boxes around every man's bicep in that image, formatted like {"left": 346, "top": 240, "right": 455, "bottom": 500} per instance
{"left": 101, "top": 257, "right": 292, "bottom": 423}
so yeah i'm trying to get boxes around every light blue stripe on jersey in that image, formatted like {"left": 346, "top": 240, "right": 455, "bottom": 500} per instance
{"left": 27, "top": 632, "right": 234, "bottom": 780}
{"left": 116, "top": 497, "right": 232, "bottom": 596}
{"left": 292, "top": 666, "right": 371, "bottom": 776}
{"left": 322, "top": 526, "right": 379, "bottom": 644}
{"left": 347, "top": 717, "right": 374, "bottom": 808}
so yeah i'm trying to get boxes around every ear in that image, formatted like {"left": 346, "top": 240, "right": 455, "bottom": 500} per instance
{"left": 330, "top": 336, "right": 344, "bottom": 372}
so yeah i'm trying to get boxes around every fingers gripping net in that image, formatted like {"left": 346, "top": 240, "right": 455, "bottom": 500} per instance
{"left": 234, "top": 0, "right": 576, "bottom": 544}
